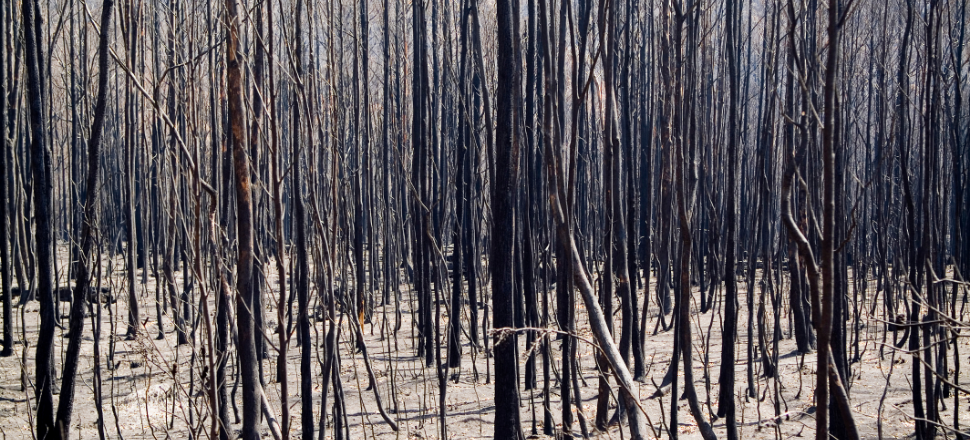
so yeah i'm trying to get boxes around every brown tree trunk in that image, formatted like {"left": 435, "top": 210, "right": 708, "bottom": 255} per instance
{"left": 224, "top": 0, "right": 263, "bottom": 437}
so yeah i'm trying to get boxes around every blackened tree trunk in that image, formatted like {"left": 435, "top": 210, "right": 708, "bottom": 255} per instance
{"left": 448, "top": 56, "right": 468, "bottom": 367}
{"left": 782, "top": 5, "right": 815, "bottom": 353}
{"left": 717, "top": 1, "right": 740, "bottom": 438}
{"left": 164, "top": 0, "right": 186, "bottom": 346}
{"left": 23, "top": 0, "right": 57, "bottom": 436}
{"left": 209, "top": 4, "right": 232, "bottom": 436}
{"left": 916, "top": 5, "right": 942, "bottom": 439}
{"left": 267, "top": 2, "right": 289, "bottom": 434}
{"left": 353, "top": 0, "right": 370, "bottom": 326}
{"left": 52, "top": 1, "right": 114, "bottom": 438}
{"left": 0, "top": 0, "right": 11, "bottom": 358}
{"left": 291, "top": 2, "right": 314, "bottom": 438}
{"left": 250, "top": 0, "right": 268, "bottom": 369}
{"left": 671, "top": 5, "right": 715, "bottom": 439}
{"left": 123, "top": 0, "right": 140, "bottom": 340}
{"left": 819, "top": 2, "right": 854, "bottom": 439}
{"left": 225, "top": 0, "right": 263, "bottom": 437}
{"left": 620, "top": 2, "right": 645, "bottom": 382}
{"left": 492, "top": 0, "right": 523, "bottom": 435}
{"left": 412, "top": 0, "right": 434, "bottom": 368}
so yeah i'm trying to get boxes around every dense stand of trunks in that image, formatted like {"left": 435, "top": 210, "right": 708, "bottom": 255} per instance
{"left": 0, "top": 0, "right": 968, "bottom": 440}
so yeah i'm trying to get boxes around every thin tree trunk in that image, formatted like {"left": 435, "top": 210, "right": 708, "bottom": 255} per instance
{"left": 0, "top": 0, "right": 12, "bottom": 358}
{"left": 123, "top": 0, "right": 140, "bottom": 340}
{"left": 52, "top": 1, "right": 114, "bottom": 437}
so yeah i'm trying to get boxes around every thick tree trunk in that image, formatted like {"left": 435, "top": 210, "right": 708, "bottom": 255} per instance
{"left": 492, "top": 0, "right": 523, "bottom": 435}
{"left": 291, "top": 2, "right": 314, "bottom": 438}
{"left": 23, "top": 0, "right": 57, "bottom": 436}
{"left": 717, "top": 3, "right": 740, "bottom": 439}
{"left": 224, "top": 0, "right": 263, "bottom": 437}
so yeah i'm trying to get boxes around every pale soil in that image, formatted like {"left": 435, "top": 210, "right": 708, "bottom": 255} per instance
{"left": 0, "top": 243, "right": 968, "bottom": 439}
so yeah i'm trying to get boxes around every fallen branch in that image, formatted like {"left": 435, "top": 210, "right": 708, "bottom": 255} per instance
{"left": 260, "top": 390, "right": 283, "bottom": 440}
{"left": 348, "top": 311, "right": 400, "bottom": 432}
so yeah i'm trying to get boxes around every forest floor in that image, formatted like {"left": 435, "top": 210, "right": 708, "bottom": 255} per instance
{"left": 0, "top": 242, "right": 968, "bottom": 439}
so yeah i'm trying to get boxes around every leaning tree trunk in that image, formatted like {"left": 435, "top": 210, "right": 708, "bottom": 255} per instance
{"left": 52, "top": 1, "right": 114, "bottom": 438}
